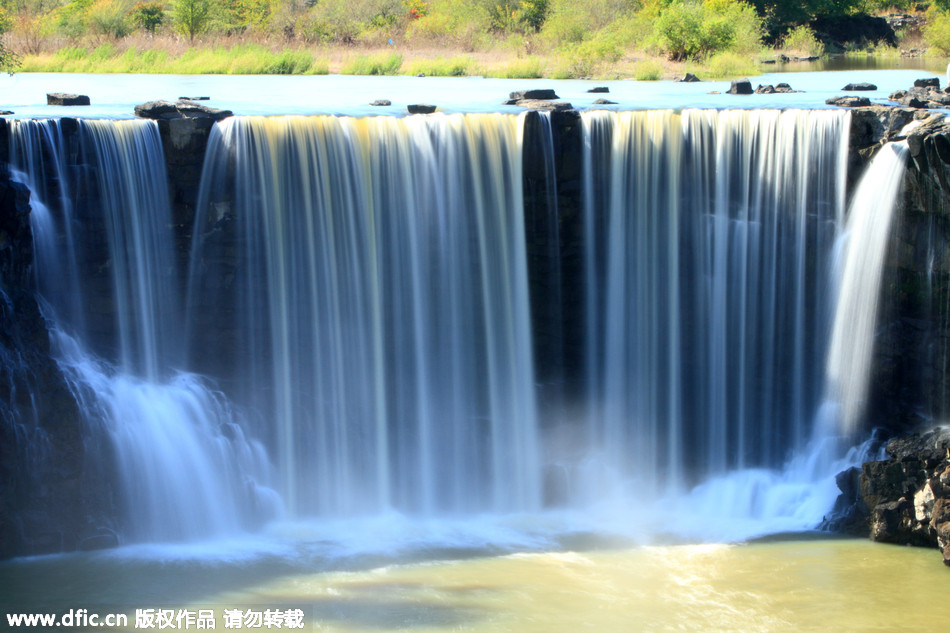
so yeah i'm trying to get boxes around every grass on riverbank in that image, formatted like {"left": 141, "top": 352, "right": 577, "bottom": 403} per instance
{"left": 15, "top": 37, "right": 770, "bottom": 80}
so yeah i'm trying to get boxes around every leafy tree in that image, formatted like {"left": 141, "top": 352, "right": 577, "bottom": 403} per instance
{"left": 0, "top": 5, "right": 19, "bottom": 71}
{"left": 88, "top": 0, "right": 132, "bottom": 39}
{"left": 132, "top": 1, "right": 165, "bottom": 33}
{"left": 173, "top": 0, "right": 211, "bottom": 41}
{"left": 652, "top": 0, "right": 761, "bottom": 60}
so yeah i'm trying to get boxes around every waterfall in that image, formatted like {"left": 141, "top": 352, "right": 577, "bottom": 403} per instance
{"left": 9, "top": 118, "right": 278, "bottom": 543}
{"left": 825, "top": 142, "right": 909, "bottom": 435}
{"left": 188, "top": 114, "right": 540, "bottom": 518}
{"left": 3, "top": 107, "right": 918, "bottom": 551}
{"left": 580, "top": 109, "right": 850, "bottom": 499}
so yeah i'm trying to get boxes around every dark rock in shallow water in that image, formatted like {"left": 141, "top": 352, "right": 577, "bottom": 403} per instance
{"left": 370, "top": 99, "right": 392, "bottom": 106}
{"left": 678, "top": 73, "right": 700, "bottom": 82}
{"left": 134, "top": 100, "right": 232, "bottom": 121}
{"left": 914, "top": 77, "right": 940, "bottom": 89}
{"left": 774, "top": 83, "right": 799, "bottom": 93}
{"left": 178, "top": 96, "right": 210, "bottom": 101}
{"left": 843, "top": 82, "right": 878, "bottom": 91}
{"left": 755, "top": 84, "right": 776, "bottom": 94}
{"left": 592, "top": 98, "right": 617, "bottom": 105}
{"left": 509, "top": 89, "right": 558, "bottom": 101}
{"left": 46, "top": 93, "right": 90, "bottom": 106}
{"left": 587, "top": 86, "right": 609, "bottom": 93}
{"left": 407, "top": 104, "right": 437, "bottom": 114}
{"left": 0, "top": 111, "right": 12, "bottom": 116}
{"left": 826, "top": 96, "right": 871, "bottom": 107}
{"left": 726, "top": 78, "right": 753, "bottom": 95}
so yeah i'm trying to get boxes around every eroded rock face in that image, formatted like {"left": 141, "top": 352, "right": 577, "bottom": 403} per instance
{"left": 864, "top": 429, "right": 950, "bottom": 563}
{"left": 0, "top": 135, "right": 115, "bottom": 559}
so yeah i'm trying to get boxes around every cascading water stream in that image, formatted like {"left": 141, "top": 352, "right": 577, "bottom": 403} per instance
{"left": 2, "top": 107, "right": 918, "bottom": 552}
{"left": 825, "top": 141, "right": 910, "bottom": 435}
{"left": 188, "top": 113, "right": 540, "bottom": 518}
{"left": 9, "top": 118, "right": 278, "bottom": 543}
{"left": 580, "top": 109, "right": 850, "bottom": 501}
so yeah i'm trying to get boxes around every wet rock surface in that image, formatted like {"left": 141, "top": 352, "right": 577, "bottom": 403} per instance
{"left": 832, "top": 428, "right": 950, "bottom": 566}
{"left": 134, "top": 99, "right": 232, "bottom": 121}
{"left": 46, "top": 93, "right": 90, "bottom": 106}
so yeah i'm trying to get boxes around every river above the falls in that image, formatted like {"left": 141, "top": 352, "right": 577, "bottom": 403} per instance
{"left": 0, "top": 67, "right": 944, "bottom": 118}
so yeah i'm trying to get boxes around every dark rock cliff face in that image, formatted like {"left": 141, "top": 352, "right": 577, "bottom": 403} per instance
{"left": 836, "top": 106, "right": 950, "bottom": 565}
{"left": 0, "top": 121, "right": 115, "bottom": 558}
{"left": 850, "top": 109, "right": 950, "bottom": 437}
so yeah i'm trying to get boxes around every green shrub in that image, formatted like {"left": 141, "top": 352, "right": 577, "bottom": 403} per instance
{"left": 633, "top": 59, "right": 663, "bottom": 80}
{"left": 263, "top": 49, "right": 315, "bottom": 74}
{"left": 485, "top": 56, "right": 544, "bottom": 77}
{"left": 652, "top": 0, "right": 762, "bottom": 61}
{"left": 782, "top": 25, "right": 824, "bottom": 56}
{"left": 303, "top": 0, "right": 403, "bottom": 44}
{"left": 404, "top": 55, "right": 475, "bottom": 76}
{"left": 703, "top": 50, "right": 759, "bottom": 78}
{"left": 405, "top": 0, "right": 493, "bottom": 49}
{"left": 132, "top": 1, "right": 165, "bottom": 34}
{"left": 88, "top": 0, "right": 133, "bottom": 39}
{"left": 341, "top": 52, "right": 403, "bottom": 75}
{"left": 924, "top": 8, "right": 950, "bottom": 55}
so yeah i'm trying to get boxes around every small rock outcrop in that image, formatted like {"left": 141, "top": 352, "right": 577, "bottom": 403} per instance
{"left": 407, "top": 104, "right": 437, "bottom": 114}
{"left": 726, "top": 78, "right": 753, "bottom": 95}
{"left": 134, "top": 100, "right": 232, "bottom": 121}
{"left": 46, "top": 93, "right": 90, "bottom": 106}
{"left": 587, "top": 86, "right": 610, "bottom": 93}
{"left": 678, "top": 73, "right": 700, "bottom": 83}
{"left": 826, "top": 95, "right": 872, "bottom": 107}
{"left": 370, "top": 99, "right": 392, "bottom": 106}
{"left": 840, "top": 428, "right": 950, "bottom": 566}
{"left": 914, "top": 77, "right": 940, "bottom": 90}
{"left": 592, "top": 98, "right": 617, "bottom": 105}
{"left": 889, "top": 83, "right": 950, "bottom": 109}
{"left": 511, "top": 100, "right": 574, "bottom": 111}
{"left": 509, "top": 89, "right": 559, "bottom": 101}
{"left": 843, "top": 82, "right": 878, "bottom": 91}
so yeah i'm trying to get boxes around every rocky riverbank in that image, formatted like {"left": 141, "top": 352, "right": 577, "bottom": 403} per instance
{"left": 829, "top": 428, "right": 950, "bottom": 566}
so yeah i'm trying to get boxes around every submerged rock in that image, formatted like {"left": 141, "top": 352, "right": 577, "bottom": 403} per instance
{"left": 407, "top": 104, "right": 437, "bottom": 114}
{"left": 592, "top": 98, "right": 617, "bottom": 105}
{"left": 370, "top": 99, "right": 392, "bottom": 106}
{"left": 46, "top": 93, "right": 90, "bottom": 106}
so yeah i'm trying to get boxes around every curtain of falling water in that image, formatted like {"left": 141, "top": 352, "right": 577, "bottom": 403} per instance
{"left": 189, "top": 114, "right": 541, "bottom": 517}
